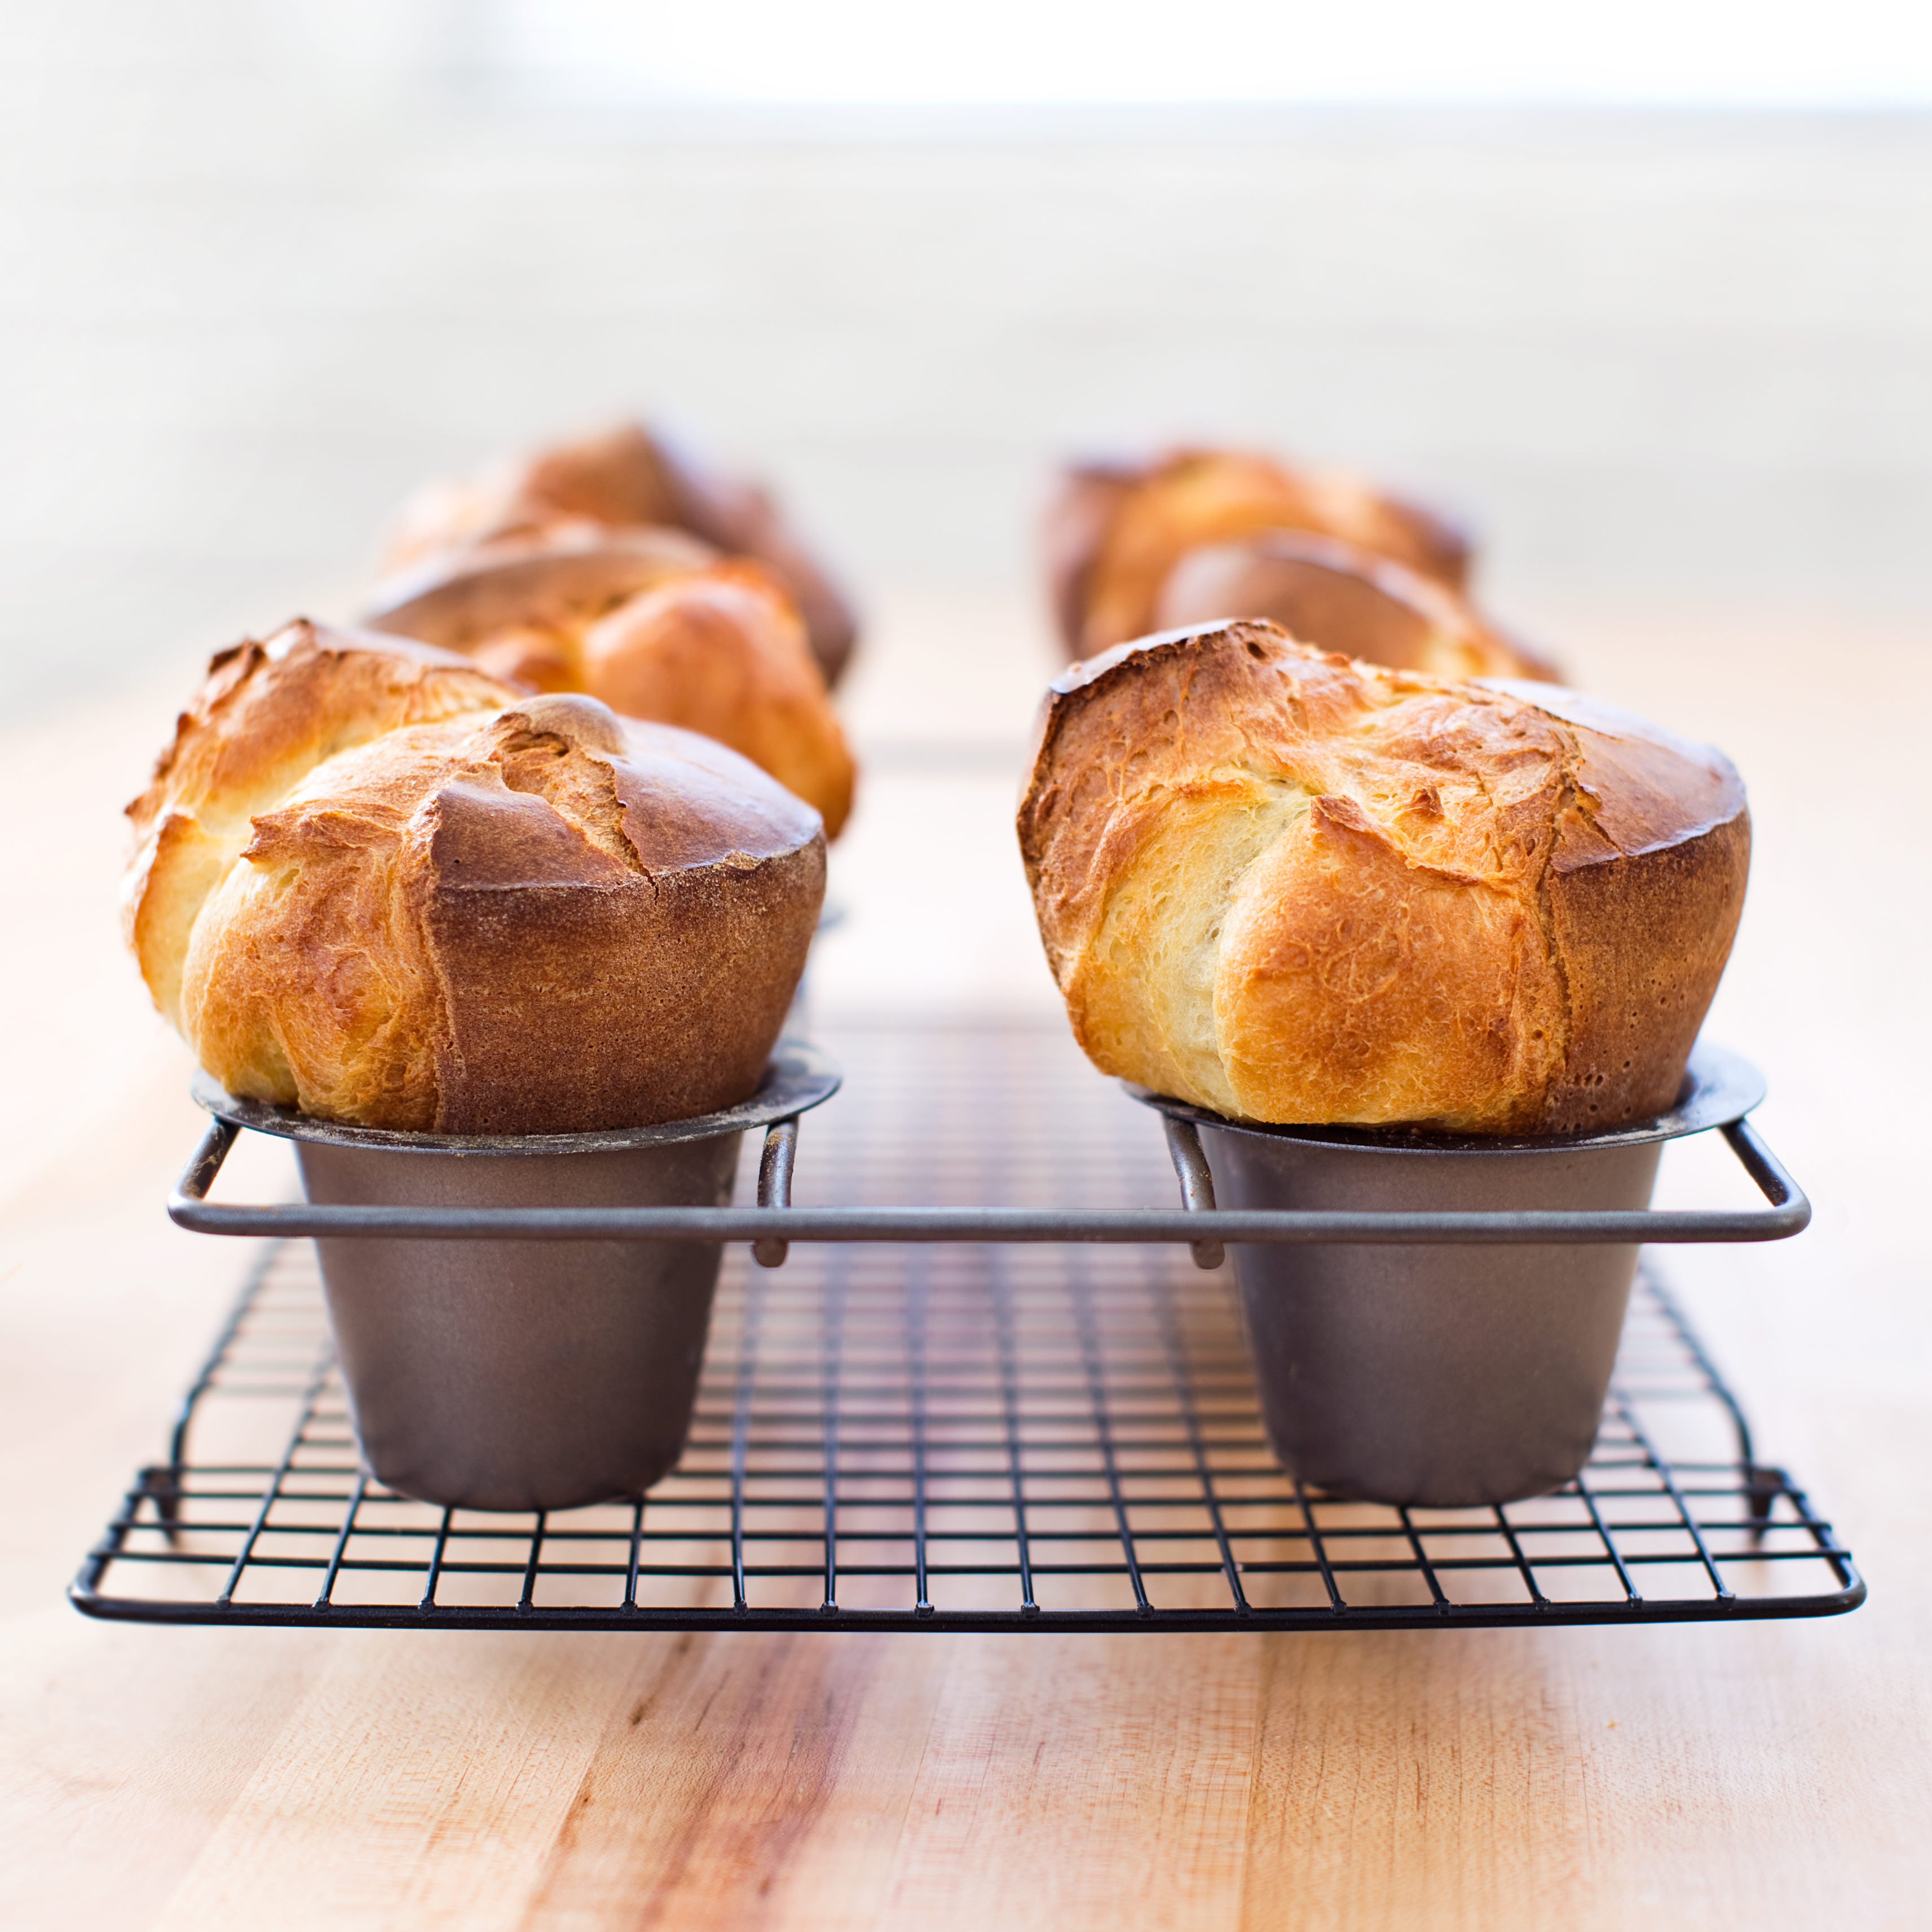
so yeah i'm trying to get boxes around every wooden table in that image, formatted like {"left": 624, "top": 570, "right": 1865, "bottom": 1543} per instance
{"left": 3, "top": 607, "right": 1929, "bottom": 1929}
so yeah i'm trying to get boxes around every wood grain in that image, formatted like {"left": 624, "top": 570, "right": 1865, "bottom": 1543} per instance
{"left": 2, "top": 612, "right": 1930, "bottom": 1929}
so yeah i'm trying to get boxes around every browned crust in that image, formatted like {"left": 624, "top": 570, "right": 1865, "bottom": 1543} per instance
{"left": 579, "top": 563, "right": 855, "bottom": 839}
{"left": 1541, "top": 813, "right": 1751, "bottom": 1132}
{"left": 167, "top": 689, "right": 826, "bottom": 1133}
{"left": 1152, "top": 530, "right": 1558, "bottom": 682}
{"left": 1040, "top": 448, "right": 1474, "bottom": 661}
{"left": 125, "top": 621, "right": 519, "bottom": 1030}
{"left": 361, "top": 526, "right": 718, "bottom": 654}
{"left": 375, "top": 421, "right": 861, "bottom": 687}
{"left": 514, "top": 420, "right": 684, "bottom": 528}
{"left": 646, "top": 425, "right": 862, "bottom": 690}
{"left": 361, "top": 537, "right": 856, "bottom": 836}
{"left": 423, "top": 816, "right": 823, "bottom": 1133}
{"left": 127, "top": 622, "right": 511, "bottom": 843}
{"left": 1017, "top": 621, "right": 1747, "bottom": 1133}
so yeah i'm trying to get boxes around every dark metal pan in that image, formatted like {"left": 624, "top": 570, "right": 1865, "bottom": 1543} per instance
{"left": 192, "top": 1043, "right": 839, "bottom": 1514}
{"left": 1132, "top": 1044, "right": 1765, "bottom": 1507}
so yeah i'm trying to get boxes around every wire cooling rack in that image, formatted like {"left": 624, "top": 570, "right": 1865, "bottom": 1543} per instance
{"left": 72, "top": 1022, "right": 1862, "bottom": 1631}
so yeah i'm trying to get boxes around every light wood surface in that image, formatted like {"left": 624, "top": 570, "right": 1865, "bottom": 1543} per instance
{"left": 2, "top": 603, "right": 1930, "bottom": 1929}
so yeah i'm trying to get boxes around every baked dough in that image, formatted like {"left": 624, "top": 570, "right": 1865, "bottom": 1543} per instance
{"left": 1018, "top": 621, "right": 1748, "bottom": 1133}
{"left": 364, "top": 530, "right": 855, "bottom": 837}
{"left": 1045, "top": 448, "right": 1472, "bottom": 659}
{"left": 1154, "top": 530, "right": 1554, "bottom": 682}
{"left": 127, "top": 621, "right": 824, "bottom": 1132}
{"left": 377, "top": 420, "right": 859, "bottom": 687}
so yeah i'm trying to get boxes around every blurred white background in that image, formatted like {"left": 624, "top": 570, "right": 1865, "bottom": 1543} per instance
{"left": 289, "top": 0, "right": 1932, "bottom": 108}
{"left": 2, "top": 0, "right": 1928, "bottom": 711}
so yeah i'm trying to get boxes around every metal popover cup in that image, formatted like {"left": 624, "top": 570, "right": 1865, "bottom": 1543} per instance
{"left": 192, "top": 1042, "right": 840, "bottom": 1514}
{"left": 1132, "top": 1045, "right": 1765, "bottom": 1508}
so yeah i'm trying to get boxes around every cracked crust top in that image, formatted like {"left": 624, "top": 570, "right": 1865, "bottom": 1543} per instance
{"left": 127, "top": 623, "right": 824, "bottom": 1133}
{"left": 1016, "top": 621, "right": 1748, "bottom": 1133}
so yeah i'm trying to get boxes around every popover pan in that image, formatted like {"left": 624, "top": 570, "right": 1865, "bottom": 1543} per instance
{"left": 1132, "top": 1044, "right": 1764, "bottom": 1508}
{"left": 193, "top": 1043, "right": 839, "bottom": 1514}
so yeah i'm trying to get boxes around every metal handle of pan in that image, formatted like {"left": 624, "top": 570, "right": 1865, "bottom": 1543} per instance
{"left": 1160, "top": 1117, "right": 1225, "bottom": 1271}
{"left": 167, "top": 1114, "right": 1811, "bottom": 1247}
{"left": 754, "top": 1117, "right": 800, "bottom": 1268}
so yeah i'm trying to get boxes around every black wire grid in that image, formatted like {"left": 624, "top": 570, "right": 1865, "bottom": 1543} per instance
{"left": 72, "top": 1024, "right": 1862, "bottom": 1631}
